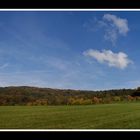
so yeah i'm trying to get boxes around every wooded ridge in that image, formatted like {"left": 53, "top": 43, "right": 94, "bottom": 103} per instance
{"left": 0, "top": 86, "right": 139, "bottom": 105}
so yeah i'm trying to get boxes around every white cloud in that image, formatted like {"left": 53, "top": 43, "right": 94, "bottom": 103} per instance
{"left": 84, "top": 14, "right": 129, "bottom": 45}
{"left": 102, "top": 14, "right": 129, "bottom": 45}
{"left": 83, "top": 49, "right": 132, "bottom": 69}
{"left": 103, "top": 14, "right": 129, "bottom": 35}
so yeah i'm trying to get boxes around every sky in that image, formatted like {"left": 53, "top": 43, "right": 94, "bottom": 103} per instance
{"left": 0, "top": 10, "right": 140, "bottom": 90}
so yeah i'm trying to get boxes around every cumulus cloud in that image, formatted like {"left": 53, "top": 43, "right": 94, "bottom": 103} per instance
{"left": 102, "top": 14, "right": 129, "bottom": 45}
{"left": 83, "top": 49, "right": 132, "bottom": 69}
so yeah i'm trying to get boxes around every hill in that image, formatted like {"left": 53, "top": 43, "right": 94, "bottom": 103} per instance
{"left": 0, "top": 86, "right": 139, "bottom": 105}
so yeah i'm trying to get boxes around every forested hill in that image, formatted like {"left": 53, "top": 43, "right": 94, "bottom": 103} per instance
{"left": 0, "top": 86, "right": 139, "bottom": 105}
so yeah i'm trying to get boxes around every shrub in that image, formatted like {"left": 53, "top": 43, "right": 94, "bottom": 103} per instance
{"left": 113, "top": 96, "right": 121, "bottom": 102}
{"left": 127, "top": 95, "right": 134, "bottom": 101}
{"left": 92, "top": 97, "right": 100, "bottom": 104}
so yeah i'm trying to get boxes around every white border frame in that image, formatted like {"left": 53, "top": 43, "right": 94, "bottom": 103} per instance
{"left": 0, "top": 129, "right": 140, "bottom": 131}
{"left": 0, "top": 9, "right": 140, "bottom": 11}
{"left": 0, "top": 9, "right": 139, "bottom": 131}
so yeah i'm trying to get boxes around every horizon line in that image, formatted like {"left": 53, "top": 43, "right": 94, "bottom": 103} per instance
{"left": 0, "top": 85, "right": 137, "bottom": 92}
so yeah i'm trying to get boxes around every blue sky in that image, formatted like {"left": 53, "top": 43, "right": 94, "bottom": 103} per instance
{"left": 0, "top": 11, "right": 140, "bottom": 90}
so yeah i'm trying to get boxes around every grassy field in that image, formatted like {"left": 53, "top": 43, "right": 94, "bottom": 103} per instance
{"left": 1, "top": 102, "right": 140, "bottom": 129}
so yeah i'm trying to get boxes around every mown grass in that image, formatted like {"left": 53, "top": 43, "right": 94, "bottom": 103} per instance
{"left": 0, "top": 102, "right": 140, "bottom": 129}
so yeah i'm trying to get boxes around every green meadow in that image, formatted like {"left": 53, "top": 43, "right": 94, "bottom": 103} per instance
{"left": 0, "top": 103, "right": 140, "bottom": 129}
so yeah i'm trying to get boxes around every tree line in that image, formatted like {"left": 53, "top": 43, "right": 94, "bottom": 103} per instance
{"left": 0, "top": 86, "right": 139, "bottom": 105}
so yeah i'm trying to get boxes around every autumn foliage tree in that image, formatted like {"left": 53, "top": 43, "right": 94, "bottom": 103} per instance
{"left": 0, "top": 86, "right": 138, "bottom": 105}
